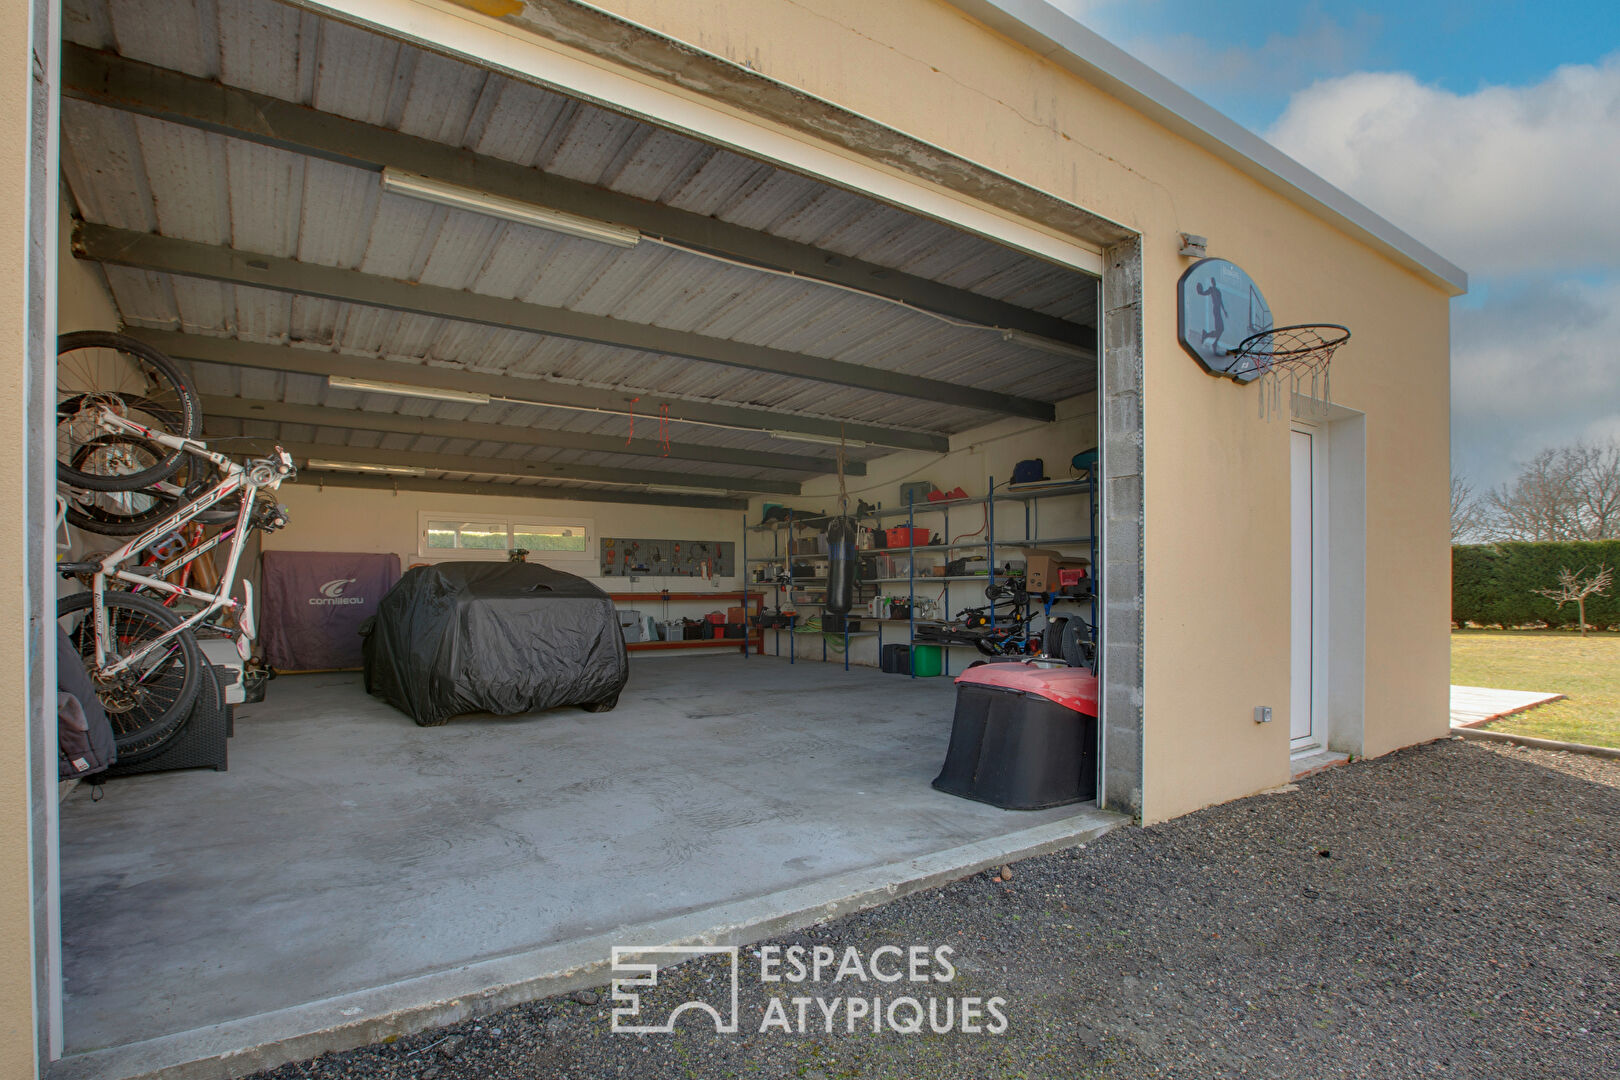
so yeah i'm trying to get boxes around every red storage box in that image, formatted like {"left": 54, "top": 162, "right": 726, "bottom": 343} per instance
{"left": 885, "top": 527, "right": 930, "bottom": 548}
{"left": 704, "top": 612, "right": 727, "bottom": 624}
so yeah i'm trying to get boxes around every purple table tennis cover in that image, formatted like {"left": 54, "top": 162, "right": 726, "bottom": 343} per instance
{"left": 261, "top": 551, "right": 400, "bottom": 670}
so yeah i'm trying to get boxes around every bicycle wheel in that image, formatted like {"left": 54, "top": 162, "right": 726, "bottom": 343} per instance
{"left": 64, "top": 439, "right": 240, "bottom": 537}
{"left": 57, "top": 590, "right": 203, "bottom": 757}
{"left": 57, "top": 331, "right": 201, "bottom": 493}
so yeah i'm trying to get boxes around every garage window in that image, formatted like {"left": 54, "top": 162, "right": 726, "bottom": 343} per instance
{"left": 419, "top": 512, "right": 592, "bottom": 564}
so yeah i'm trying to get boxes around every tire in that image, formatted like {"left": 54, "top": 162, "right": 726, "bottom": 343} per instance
{"left": 582, "top": 695, "right": 619, "bottom": 713}
{"left": 58, "top": 590, "right": 204, "bottom": 757}
{"left": 63, "top": 444, "right": 241, "bottom": 536}
{"left": 57, "top": 331, "right": 201, "bottom": 493}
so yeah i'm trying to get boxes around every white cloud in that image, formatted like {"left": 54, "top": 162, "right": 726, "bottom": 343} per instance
{"left": 1451, "top": 276, "right": 1620, "bottom": 488}
{"left": 1267, "top": 56, "right": 1620, "bottom": 276}
{"left": 1124, "top": 12, "right": 1379, "bottom": 101}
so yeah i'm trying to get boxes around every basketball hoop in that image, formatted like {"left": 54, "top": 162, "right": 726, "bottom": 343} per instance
{"left": 1226, "top": 323, "right": 1350, "bottom": 419}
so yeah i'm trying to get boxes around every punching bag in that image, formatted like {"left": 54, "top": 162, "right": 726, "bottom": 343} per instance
{"left": 825, "top": 515, "right": 857, "bottom": 614}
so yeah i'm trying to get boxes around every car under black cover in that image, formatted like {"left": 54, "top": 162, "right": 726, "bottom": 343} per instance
{"left": 361, "top": 561, "right": 628, "bottom": 726}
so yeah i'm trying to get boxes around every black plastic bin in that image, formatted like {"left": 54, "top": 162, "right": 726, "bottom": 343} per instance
{"left": 932, "top": 663, "right": 1098, "bottom": 809}
{"left": 880, "top": 643, "right": 911, "bottom": 673}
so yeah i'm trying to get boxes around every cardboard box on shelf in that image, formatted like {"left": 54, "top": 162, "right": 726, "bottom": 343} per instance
{"left": 1024, "top": 550, "right": 1091, "bottom": 593}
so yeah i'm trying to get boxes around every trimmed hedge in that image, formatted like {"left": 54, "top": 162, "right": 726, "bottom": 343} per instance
{"left": 1453, "top": 541, "right": 1620, "bottom": 629}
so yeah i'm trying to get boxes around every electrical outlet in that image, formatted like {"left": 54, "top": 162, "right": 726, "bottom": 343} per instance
{"left": 1254, "top": 705, "right": 1272, "bottom": 724}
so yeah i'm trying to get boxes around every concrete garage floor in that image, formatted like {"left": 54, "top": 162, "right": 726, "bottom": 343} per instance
{"left": 57, "top": 654, "right": 1120, "bottom": 1078}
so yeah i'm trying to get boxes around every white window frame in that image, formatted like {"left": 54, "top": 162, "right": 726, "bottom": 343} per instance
{"left": 417, "top": 511, "right": 595, "bottom": 568}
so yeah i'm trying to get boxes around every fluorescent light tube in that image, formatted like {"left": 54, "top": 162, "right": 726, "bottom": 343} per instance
{"left": 380, "top": 168, "right": 640, "bottom": 248}
{"left": 306, "top": 459, "right": 428, "bottom": 476}
{"left": 766, "top": 429, "right": 868, "bottom": 449}
{"left": 1001, "top": 329, "right": 1094, "bottom": 359}
{"left": 328, "top": 375, "right": 490, "bottom": 405}
{"left": 644, "top": 484, "right": 722, "bottom": 496}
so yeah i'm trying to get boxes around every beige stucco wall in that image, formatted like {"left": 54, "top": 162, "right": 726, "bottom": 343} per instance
{"left": 586, "top": 0, "right": 1455, "bottom": 821}
{"left": 263, "top": 485, "right": 747, "bottom": 607}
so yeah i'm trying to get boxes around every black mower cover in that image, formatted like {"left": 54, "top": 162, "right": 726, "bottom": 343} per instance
{"left": 361, "top": 561, "right": 628, "bottom": 726}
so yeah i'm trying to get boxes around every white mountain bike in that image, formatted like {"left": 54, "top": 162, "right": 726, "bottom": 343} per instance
{"left": 57, "top": 399, "right": 294, "bottom": 759}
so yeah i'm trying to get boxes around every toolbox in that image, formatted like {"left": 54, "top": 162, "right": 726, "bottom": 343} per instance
{"left": 884, "top": 527, "right": 931, "bottom": 548}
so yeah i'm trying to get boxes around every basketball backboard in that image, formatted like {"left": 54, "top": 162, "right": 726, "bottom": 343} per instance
{"left": 1177, "top": 258, "right": 1273, "bottom": 382}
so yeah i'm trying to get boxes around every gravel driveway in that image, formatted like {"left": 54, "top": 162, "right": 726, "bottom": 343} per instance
{"left": 259, "top": 740, "right": 1618, "bottom": 1080}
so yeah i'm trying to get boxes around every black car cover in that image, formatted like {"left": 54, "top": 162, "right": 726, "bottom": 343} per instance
{"left": 361, "top": 561, "right": 628, "bottom": 726}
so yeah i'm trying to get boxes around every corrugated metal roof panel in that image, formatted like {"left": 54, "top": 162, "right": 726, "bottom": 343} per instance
{"left": 189, "top": 359, "right": 857, "bottom": 463}
{"left": 103, "top": 0, "right": 218, "bottom": 80}
{"left": 65, "top": 0, "right": 1099, "bottom": 458}
{"left": 203, "top": 411, "right": 802, "bottom": 485}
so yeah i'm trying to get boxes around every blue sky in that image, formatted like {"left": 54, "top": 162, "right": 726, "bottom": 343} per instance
{"left": 1053, "top": 0, "right": 1620, "bottom": 491}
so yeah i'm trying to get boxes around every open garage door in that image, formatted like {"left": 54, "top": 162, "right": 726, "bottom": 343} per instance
{"left": 46, "top": 0, "right": 1137, "bottom": 1075}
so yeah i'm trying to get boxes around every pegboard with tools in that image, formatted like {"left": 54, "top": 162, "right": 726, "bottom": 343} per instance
{"left": 599, "top": 537, "right": 736, "bottom": 578}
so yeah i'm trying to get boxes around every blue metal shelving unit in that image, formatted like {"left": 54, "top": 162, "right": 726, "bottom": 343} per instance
{"left": 744, "top": 472, "right": 1098, "bottom": 673}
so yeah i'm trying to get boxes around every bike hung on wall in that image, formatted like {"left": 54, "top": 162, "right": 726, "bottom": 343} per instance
{"left": 55, "top": 331, "right": 295, "bottom": 761}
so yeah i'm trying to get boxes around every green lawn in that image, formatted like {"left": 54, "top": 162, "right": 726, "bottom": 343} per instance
{"left": 1452, "top": 630, "right": 1620, "bottom": 749}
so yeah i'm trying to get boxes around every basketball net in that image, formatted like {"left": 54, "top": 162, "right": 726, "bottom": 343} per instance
{"left": 1227, "top": 324, "right": 1350, "bottom": 420}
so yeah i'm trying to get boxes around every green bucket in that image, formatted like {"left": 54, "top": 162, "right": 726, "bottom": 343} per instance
{"left": 911, "top": 644, "right": 944, "bottom": 677}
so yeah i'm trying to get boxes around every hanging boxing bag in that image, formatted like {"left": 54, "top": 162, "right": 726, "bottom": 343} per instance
{"left": 825, "top": 515, "right": 857, "bottom": 614}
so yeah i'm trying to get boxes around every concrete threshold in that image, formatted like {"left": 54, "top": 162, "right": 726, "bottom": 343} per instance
{"left": 1290, "top": 748, "right": 1349, "bottom": 781}
{"left": 49, "top": 807, "right": 1123, "bottom": 1080}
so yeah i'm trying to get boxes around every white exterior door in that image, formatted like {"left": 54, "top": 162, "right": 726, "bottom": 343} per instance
{"left": 1290, "top": 427, "right": 1326, "bottom": 747}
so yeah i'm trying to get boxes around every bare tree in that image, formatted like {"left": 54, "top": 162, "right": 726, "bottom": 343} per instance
{"left": 1485, "top": 440, "right": 1620, "bottom": 541}
{"left": 1573, "top": 441, "right": 1620, "bottom": 539}
{"left": 1531, "top": 564, "right": 1613, "bottom": 635}
{"left": 1451, "top": 474, "right": 1482, "bottom": 543}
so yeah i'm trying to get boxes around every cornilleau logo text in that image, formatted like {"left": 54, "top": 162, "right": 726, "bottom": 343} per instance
{"left": 309, "top": 578, "right": 364, "bottom": 606}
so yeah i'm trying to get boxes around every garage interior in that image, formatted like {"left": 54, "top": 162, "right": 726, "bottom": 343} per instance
{"left": 52, "top": 0, "right": 1122, "bottom": 1073}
